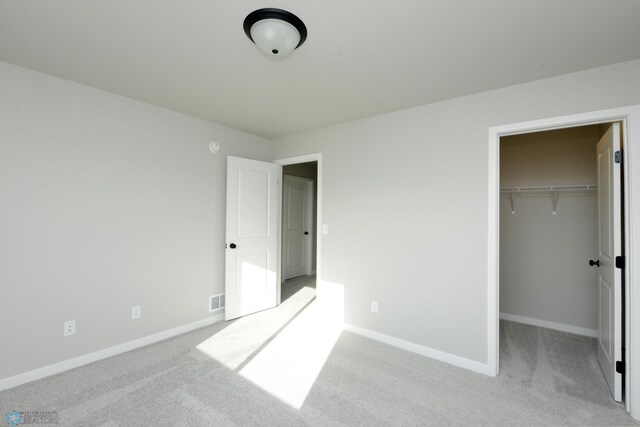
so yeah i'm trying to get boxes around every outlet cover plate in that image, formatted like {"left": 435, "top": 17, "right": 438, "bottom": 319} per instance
{"left": 64, "top": 320, "right": 76, "bottom": 336}
{"left": 132, "top": 306, "right": 141, "bottom": 320}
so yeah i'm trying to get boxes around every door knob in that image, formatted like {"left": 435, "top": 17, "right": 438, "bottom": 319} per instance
{"left": 589, "top": 259, "right": 600, "bottom": 267}
{"left": 229, "top": 243, "right": 237, "bottom": 249}
{"left": 304, "top": 231, "right": 309, "bottom": 235}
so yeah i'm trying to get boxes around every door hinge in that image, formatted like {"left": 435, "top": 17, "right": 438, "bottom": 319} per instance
{"left": 616, "top": 256, "right": 625, "bottom": 269}
{"left": 615, "top": 151, "right": 623, "bottom": 164}
{"left": 616, "top": 361, "right": 625, "bottom": 374}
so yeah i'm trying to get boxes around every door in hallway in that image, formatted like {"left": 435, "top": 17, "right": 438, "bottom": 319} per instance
{"left": 282, "top": 175, "right": 314, "bottom": 280}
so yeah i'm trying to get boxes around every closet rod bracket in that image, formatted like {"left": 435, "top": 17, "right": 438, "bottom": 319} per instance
{"left": 510, "top": 192, "right": 515, "bottom": 215}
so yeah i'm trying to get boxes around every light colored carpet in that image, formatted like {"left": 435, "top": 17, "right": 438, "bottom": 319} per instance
{"left": 1, "top": 277, "right": 637, "bottom": 426}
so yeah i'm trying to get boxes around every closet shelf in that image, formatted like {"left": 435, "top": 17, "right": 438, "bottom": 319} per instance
{"left": 500, "top": 184, "right": 597, "bottom": 193}
{"left": 500, "top": 184, "right": 597, "bottom": 215}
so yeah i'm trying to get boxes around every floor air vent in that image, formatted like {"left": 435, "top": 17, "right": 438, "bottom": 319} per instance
{"left": 209, "top": 294, "right": 225, "bottom": 312}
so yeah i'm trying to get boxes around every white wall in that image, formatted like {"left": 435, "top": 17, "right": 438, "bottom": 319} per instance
{"left": 0, "top": 61, "right": 271, "bottom": 380}
{"left": 500, "top": 127, "right": 599, "bottom": 332}
{"left": 272, "top": 59, "right": 640, "bottom": 364}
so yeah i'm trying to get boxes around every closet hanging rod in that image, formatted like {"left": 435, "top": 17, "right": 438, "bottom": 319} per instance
{"left": 500, "top": 184, "right": 597, "bottom": 193}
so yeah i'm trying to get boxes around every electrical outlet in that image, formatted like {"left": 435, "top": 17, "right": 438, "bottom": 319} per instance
{"left": 132, "top": 306, "right": 141, "bottom": 320}
{"left": 371, "top": 301, "right": 378, "bottom": 313}
{"left": 64, "top": 320, "right": 76, "bottom": 336}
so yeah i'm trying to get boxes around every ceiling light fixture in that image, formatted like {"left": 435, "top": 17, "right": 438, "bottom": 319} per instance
{"left": 243, "top": 8, "right": 307, "bottom": 58}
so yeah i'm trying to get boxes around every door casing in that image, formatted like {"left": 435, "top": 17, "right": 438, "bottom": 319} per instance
{"left": 274, "top": 154, "right": 323, "bottom": 305}
{"left": 488, "top": 105, "right": 640, "bottom": 418}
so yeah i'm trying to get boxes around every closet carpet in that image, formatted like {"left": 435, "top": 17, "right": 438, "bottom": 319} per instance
{"left": 1, "top": 280, "right": 637, "bottom": 426}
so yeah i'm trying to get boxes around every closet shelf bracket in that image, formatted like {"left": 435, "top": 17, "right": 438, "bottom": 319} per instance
{"left": 510, "top": 192, "right": 515, "bottom": 215}
{"left": 500, "top": 184, "right": 597, "bottom": 215}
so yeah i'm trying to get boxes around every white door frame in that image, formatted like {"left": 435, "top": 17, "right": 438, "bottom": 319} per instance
{"left": 488, "top": 105, "right": 640, "bottom": 418}
{"left": 274, "top": 153, "right": 322, "bottom": 305}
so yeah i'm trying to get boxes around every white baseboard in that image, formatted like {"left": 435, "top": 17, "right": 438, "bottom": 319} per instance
{"left": 0, "top": 314, "right": 224, "bottom": 392}
{"left": 343, "top": 323, "right": 493, "bottom": 376}
{"left": 500, "top": 312, "right": 598, "bottom": 338}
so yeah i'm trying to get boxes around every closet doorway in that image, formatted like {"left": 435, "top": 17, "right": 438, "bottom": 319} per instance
{"left": 498, "top": 122, "right": 624, "bottom": 402}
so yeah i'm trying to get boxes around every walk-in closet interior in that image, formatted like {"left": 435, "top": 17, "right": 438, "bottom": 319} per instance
{"left": 500, "top": 125, "right": 601, "bottom": 335}
{"left": 499, "top": 123, "right": 626, "bottom": 403}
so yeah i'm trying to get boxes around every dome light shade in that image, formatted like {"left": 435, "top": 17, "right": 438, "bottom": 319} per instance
{"left": 243, "top": 8, "right": 307, "bottom": 58}
{"left": 250, "top": 19, "right": 300, "bottom": 57}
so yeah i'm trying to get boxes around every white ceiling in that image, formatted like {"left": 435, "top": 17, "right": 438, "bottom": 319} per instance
{"left": 1, "top": 1, "right": 640, "bottom": 139}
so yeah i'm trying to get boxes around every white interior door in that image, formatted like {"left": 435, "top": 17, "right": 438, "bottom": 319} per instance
{"left": 225, "top": 156, "right": 281, "bottom": 321}
{"left": 282, "top": 175, "right": 314, "bottom": 280}
{"left": 596, "top": 122, "right": 622, "bottom": 402}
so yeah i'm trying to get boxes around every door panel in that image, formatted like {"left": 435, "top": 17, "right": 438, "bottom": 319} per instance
{"left": 596, "top": 122, "right": 622, "bottom": 402}
{"left": 238, "top": 169, "right": 270, "bottom": 238}
{"left": 283, "top": 175, "right": 314, "bottom": 280}
{"left": 286, "top": 239, "right": 304, "bottom": 269}
{"left": 226, "top": 156, "right": 280, "bottom": 320}
{"left": 237, "top": 252, "right": 269, "bottom": 298}
{"left": 599, "top": 277, "right": 612, "bottom": 358}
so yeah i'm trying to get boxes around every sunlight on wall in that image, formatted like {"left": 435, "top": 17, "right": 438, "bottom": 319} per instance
{"left": 316, "top": 279, "right": 345, "bottom": 325}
